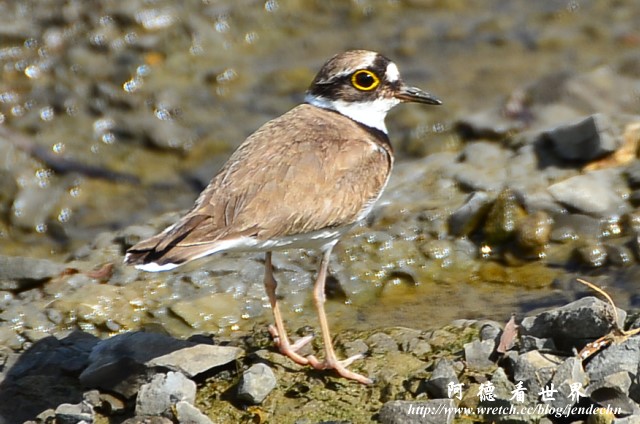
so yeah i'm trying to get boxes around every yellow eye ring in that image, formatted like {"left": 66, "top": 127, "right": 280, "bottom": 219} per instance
{"left": 351, "top": 70, "right": 380, "bottom": 91}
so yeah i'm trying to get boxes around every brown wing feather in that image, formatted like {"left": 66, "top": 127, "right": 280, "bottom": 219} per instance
{"left": 126, "top": 104, "right": 392, "bottom": 267}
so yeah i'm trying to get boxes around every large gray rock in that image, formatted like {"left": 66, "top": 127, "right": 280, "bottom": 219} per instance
{"left": 543, "top": 114, "right": 617, "bottom": 162}
{"left": 79, "top": 332, "right": 196, "bottom": 398}
{"left": 586, "top": 336, "right": 640, "bottom": 382}
{"left": 379, "top": 399, "right": 455, "bottom": 424}
{"left": 520, "top": 297, "right": 626, "bottom": 351}
{"left": 135, "top": 372, "right": 196, "bottom": 417}
{"left": 237, "top": 363, "right": 277, "bottom": 405}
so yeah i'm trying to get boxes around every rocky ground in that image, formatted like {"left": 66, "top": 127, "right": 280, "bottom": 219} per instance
{"left": 2, "top": 295, "right": 640, "bottom": 424}
{"left": 1, "top": 1, "right": 640, "bottom": 423}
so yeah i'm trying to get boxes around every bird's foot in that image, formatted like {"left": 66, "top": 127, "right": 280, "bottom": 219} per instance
{"left": 268, "top": 324, "right": 314, "bottom": 365}
{"left": 307, "top": 353, "right": 373, "bottom": 384}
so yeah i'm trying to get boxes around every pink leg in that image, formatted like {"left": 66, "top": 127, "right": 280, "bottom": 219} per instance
{"left": 306, "top": 246, "right": 373, "bottom": 384}
{"left": 264, "top": 252, "right": 313, "bottom": 365}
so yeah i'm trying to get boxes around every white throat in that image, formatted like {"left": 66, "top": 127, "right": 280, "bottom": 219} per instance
{"left": 305, "top": 94, "right": 400, "bottom": 133}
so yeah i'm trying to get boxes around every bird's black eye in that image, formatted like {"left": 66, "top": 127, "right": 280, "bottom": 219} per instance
{"left": 351, "top": 70, "right": 380, "bottom": 91}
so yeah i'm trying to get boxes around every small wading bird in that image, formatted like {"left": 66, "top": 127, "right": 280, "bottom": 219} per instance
{"left": 125, "top": 50, "right": 441, "bottom": 384}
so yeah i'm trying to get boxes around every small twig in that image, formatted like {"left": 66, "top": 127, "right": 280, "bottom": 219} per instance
{"left": 576, "top": 278, "right": 622, "bottom": 332}
{"left": 575, "top": 278, "right": 640, "bottom": 360}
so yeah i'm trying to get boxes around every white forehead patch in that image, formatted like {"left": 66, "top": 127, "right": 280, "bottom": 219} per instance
{"left": 386, "top": 62, "right": 400, "bottom": 82}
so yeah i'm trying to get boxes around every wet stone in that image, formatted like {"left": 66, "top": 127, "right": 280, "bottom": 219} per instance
{"left": 576, "top": 243, "right": 608, "bottom": 268}
{"left": 451, "top": 162, "right": 506, "bottom": 192}
{"left": 4, "top": 330, "right": 98, "bottom": 379}
{"left": 516, "top": 210, "right": 553, "bottom": 254}
{"left": 448, "top": 191, "right": 492, "bottom": 237}
{"left": 378, "top": 399, "right": 455, "bottom": 424}
{"left": 237, "top": 363, "right": 277, "bottom": 405}
{"left": 135, "top": 372, "right": 196, "bottom": 416}
{"left": 169, "top": 292, "right": 242, "bottom": 331}
{"left": 550, "top": 213, "right": 602, "bottom": 243}
{"left": 604, "top": 243, "right": 634, "bottom": 267}
{"left": 0, "top": 326, "right": 24, "bottom": 350}
{"left": 484, "top": 189, "right": 526, "bottom": 245}
{"left": 0, "top": 290, "right": 13, "bottom": 310}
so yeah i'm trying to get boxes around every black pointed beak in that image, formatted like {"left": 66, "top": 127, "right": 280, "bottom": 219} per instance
{"left": 395, "top": 85, "right": 442, "bottom": 105}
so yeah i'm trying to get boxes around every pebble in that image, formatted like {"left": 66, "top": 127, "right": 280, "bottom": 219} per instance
{"left": 55, "top": 402, "right": 94, "bottom": 424}
{"left": 135, "top": 372, "right": 196, "bottom": 416}
{"left": 175, "top": 401, "right": 213, "bottom": 424}
{"left": 237, "top": 363, "right": 277, "bottom": 405}
{"left": 146, "top": 344, "right": 243, "bottom": 377}
{"left": 483, "top": 189, "right": 526, "bottom": 244}
{"left": 576, "top": 243, "right": 609, "bottom": 267}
